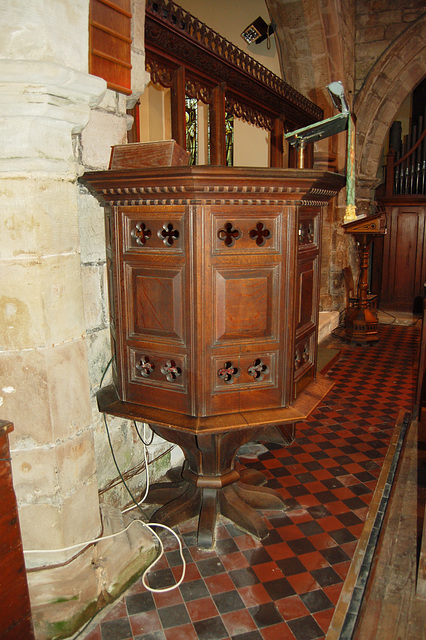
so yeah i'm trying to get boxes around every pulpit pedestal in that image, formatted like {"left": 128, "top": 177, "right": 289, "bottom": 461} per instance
{"left": 97, "top": 375, "right": 333, "bottom": 548}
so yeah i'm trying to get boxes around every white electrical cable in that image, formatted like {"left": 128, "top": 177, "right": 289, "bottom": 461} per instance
{"left": 142, "top": 523, "right": 186, "bottom": 592}
{"left": 23, "top": 514, "right": 186, "bottom": 592}
{"left": 23, "top": 518, "right": 149, "bottom": 555}
{"left": 25, "top": 417, "right": 187, "bottom": 594}
{"left": 122, "top": 422, "right": 150, "bottom": 514}
{"left": 120, "top": 422, "right": 187, "bottom": 592}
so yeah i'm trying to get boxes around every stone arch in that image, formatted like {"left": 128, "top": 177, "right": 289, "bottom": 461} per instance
{"left": 355, "top": 14, "right": 426, "bottom": 204}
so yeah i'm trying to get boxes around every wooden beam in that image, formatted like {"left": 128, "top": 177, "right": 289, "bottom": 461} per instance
{"left": 270, "top": 115, "right": 284, "bottom": 168}
{"left": 209, "top": 83, "right": 226, "bottom": 166}
{"left": 171, "top": 67, "right": 186, "bottom": 150}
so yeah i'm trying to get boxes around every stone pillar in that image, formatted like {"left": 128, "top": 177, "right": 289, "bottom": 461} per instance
{"left": 0, "top": 59, "right": 106, "bottom": 563}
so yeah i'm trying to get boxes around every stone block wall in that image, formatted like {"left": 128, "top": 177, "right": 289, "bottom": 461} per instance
{"left": 355, "top": 0, "right": 425, "bottom": 91}
{"left": 0, "top": 1, "right": 182, "bottom": 637}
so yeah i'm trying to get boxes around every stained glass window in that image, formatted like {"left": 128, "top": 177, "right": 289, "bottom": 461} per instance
{"left": 185, "top": 98, "right": 198, "bottom": 165}
{"left": 185, "top": 97, "right": 234, "bottom": 166}
{"left": 225, "top": 112, "right": 234, "bottom": 166}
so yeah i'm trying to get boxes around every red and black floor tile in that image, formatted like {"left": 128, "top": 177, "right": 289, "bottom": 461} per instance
{"left": 81, "top": 324, "right": 418, "bottom": 640}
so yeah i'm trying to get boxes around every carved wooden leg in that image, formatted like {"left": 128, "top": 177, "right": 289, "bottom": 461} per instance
{"left": 220, "top": 484, "right": 269, "bottom": 540}
{"left": 198, "top": 487, "right": 218, "bottom": 549}
{"left": 238, "top": 468, "right": 268, "bottom": 486}
{"left": 234, "top": 481, "right": 286, "bottom": 509}
{"left": 150, "top": 482, "right": 201, "bottom": 529}
{"left": 147, "top": 424, "right": 286, "bottom": 548}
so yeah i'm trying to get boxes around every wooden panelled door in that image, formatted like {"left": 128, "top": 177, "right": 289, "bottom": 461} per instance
{"left": 377, "top": 203, "right": 426, "bottom": 310}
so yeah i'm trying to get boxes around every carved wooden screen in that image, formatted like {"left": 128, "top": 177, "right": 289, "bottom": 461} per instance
{"left": 89, "top": 0, "right": 132, "bottom": 95}
{"left": 144, "top": 0, "right": 322, "bottom": 167}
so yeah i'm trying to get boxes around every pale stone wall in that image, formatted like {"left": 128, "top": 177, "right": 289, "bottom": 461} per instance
{"left": 75, "top": 2, "right": 180, "bottom": 511}
{"left": 264, "top": 0, "right": 358, "bottom": 311}
{"left": 0, "top": 1, "right": 180, "bottom": 637}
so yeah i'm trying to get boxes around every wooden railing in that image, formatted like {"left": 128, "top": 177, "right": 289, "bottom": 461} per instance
{"left": 384, "top": 114, "right": 426, "bottom": 196}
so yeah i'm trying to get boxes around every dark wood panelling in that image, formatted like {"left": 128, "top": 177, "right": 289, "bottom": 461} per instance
{"left": 84, "top": 165, "right": 343, "bottom": 419}
{"left": 213, "top": 266, "right": 278, "bottom": 343}
{"left": 293, "top": 208, "right": 321, "bottom": 398}
{"left": 378, "top": 199, "right": 426, "bottom": 310}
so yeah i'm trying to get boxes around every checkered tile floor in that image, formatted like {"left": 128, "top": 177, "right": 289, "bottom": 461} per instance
{"left": 81, "top": 324, "right": 418, "bottom": 640}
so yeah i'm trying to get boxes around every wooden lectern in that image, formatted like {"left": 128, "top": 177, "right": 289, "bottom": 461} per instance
{"left": 83, "top": 150, "right": 344, "bottom": 547}
{"left": 342, "top": 212, "right": 386, "bottom": 343}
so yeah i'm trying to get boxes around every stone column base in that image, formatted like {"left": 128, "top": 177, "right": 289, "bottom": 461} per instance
{"left": 28, "top": 505, "right": 158, "bottom": 640}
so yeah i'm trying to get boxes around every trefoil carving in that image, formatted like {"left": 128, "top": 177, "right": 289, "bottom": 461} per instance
{"left": 294, "top": 343, "right": 310, "bottom": 370}
{"left": 136, "top": 356, "right": 154, "bottom": 377}
{"left": 298, "top": 220, "right": 314, "bottom": 245}
{"left": 302, "top": 343, "right": 310, "bottom": 362}
{"left": 158, "top": 223, "right": 180, "bottom": 246}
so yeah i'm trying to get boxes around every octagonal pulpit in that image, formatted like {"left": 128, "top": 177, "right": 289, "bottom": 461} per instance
{"left": 83, "top": 158, "right": 344, "bottom": 547}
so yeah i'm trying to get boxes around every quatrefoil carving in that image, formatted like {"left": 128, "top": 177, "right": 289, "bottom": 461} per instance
{"left": 218, "top": 361, "right": 240, "bottom": 384}
{"left": 298, "top": 221, "right": 314, "bottom": 245}
{"left": 294, "top": 343, "right": 310, "bottom": 371}
{"left": 249, "top": 222, "right": 271, "bottom": 246}
{"left": 136, "top": 356, "right": 154, "bottom": 377}
{"left": 302, "top": 344, "right": 310, "bottom": 362}
{"left": 161, "top": 360, "right": 182, "bottom": 382}
{"left": 294, "top": 350, "right": 301, "bottom": 370}
{"left": 248, "top": 358, "right": 269, "bottom": 381}
{"left": 131, "top": 222, "right": 152, "bottom": 246}
{"left": 217, "top": 222, "right": 241, "bottom": 247}
{"left": 158, "top": 223, "right": 180, "bottom": 246}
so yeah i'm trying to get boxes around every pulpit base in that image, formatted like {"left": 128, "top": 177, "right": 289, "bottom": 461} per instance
{"left": 97, "top": 375, "right": 333, "bottom": 548}
{"left": 146, "top": 424, "right": 286, "bottom": 548}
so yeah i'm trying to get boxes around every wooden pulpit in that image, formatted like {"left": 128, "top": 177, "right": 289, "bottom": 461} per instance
{"left": 83, "top": 152, "right": 344, "bottom": 547}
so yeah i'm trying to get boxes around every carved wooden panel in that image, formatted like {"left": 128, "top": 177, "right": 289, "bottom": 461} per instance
{"left": 214, "top": 266, "right": 279, "bottom": 344}
{"left": 115, "top": 204, "right": 190, "bottom": 412}
{"left": 294, "top": 333, "right": 316, "bottom": 397}
{"left": 298, "top": 215, "right": 318, "bottom": 249}
{"left": 130, "top": 349, "right": 187, "bottom": 391}
{"left": 296, "top": 260, "right": 315, "bottom": 333}
{"left": 124, "top": 210, "right": 184, "bottom": 254}
{"left": 293, "top": 208, "right": 321, "bottom": 399}
{"left": 379, "top": 205, "right": 426, "bottom": 310}
{"left": 209, "top": 350, "right": 280, "bottom": 415}
{"left": 213, "top": 213, "right": 280, "bottom": 255}
{"left": 126, "top": 265, "right": 185, "bottom": 343}
{"left": 294, "top": 334, "right": 314, "bottom": 378}
{"left": 127, "top": 347, "right": 190, "bottom": 413}
{"left": 213, "top": 352, "right": 277, "bottom": 392}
